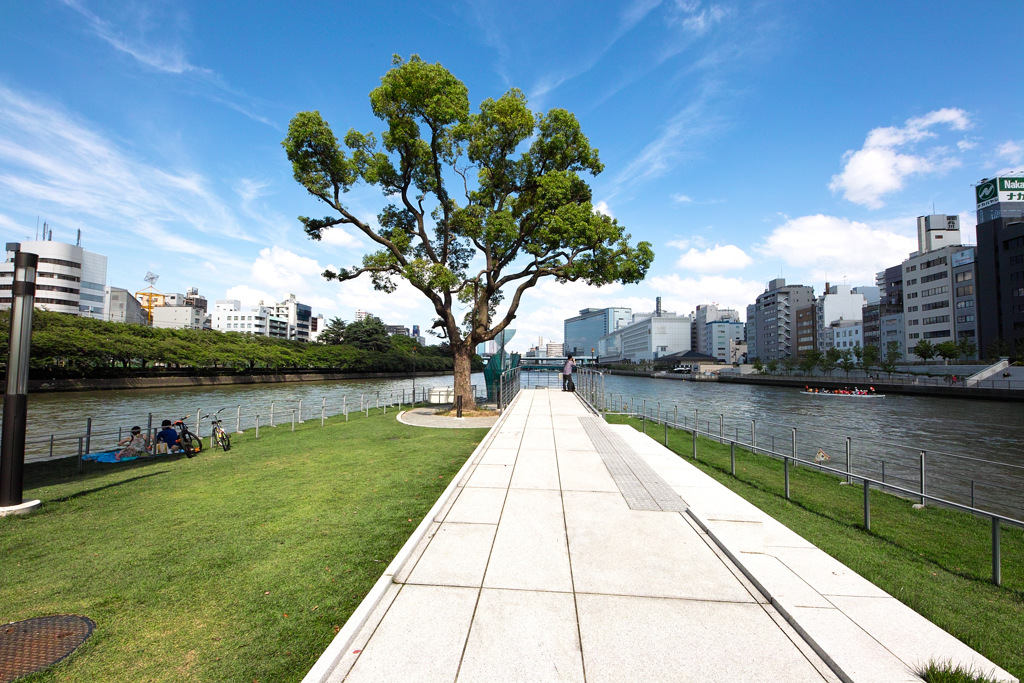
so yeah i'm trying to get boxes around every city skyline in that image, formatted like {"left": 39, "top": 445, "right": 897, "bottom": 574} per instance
{"left": 1, "top": 2, "right": 1021, "bottom": 352}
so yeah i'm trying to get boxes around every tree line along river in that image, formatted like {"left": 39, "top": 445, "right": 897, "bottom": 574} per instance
{"left": 15, "top": 371, "right": 1024, "bottom": 520}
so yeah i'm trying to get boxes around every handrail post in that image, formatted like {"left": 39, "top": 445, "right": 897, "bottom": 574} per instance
{"left": 321, "top": 397, "right": 326, "bottom": 426}
{"left": 85, "top": 417, "right": 92, "bottom": 455}
{"left": 863, "top": 479, "right": 871, "bottom": 530}
{"left": 719, "top": 414, "right": 724, "bottom": 443}
{"left": 792, "top": 428, "right": 798, "bottom": 469}
{"left": 919, "top": 450, "right": 926, "bottom": 506}
{"left": 730, "top": 441, "right": 736, "bottom": 476}
{"left": 992, "top": 517, "right": 1002, "bottom": 586}
{"left": 751, "top": 419, "right": 756, "bottom": 455}
{"left": 255, "top": 415, "right": 260, "bottom": 439}
{"left": 237, "top": 405, "right": 242, "bottom": 433}
{"left": 846, "top": 437, "right": 852, "bottom": 484}
{"left": 784, "top": 456, "right": 790, "bottom": 500}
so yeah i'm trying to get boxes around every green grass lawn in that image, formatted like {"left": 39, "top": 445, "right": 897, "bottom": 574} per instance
{"left": 1, "top": 407, "right": 488, "bottom": 682}
{"left": 607, "top": 415, "right": 1024, "bottom": 679}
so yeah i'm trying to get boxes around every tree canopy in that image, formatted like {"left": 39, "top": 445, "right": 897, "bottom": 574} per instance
{"left": 283, "top": 55, "right": 654, "bottom": 406}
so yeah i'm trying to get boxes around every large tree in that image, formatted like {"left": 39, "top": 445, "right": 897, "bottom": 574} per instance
{"left": 283, "top": 55, "right": 653, "bottom": 407}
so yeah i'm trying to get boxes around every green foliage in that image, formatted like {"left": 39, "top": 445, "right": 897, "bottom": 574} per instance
{"left": 860, "top": 344, "right": 879, "bottom": 372}
{"left": 283, "top": 55, "right": 654, "bottom": 404}
{"left": 798, "top": 349, "right": 821, "bottom": 375}
{"left": 0, "top": 310, "right": 452, "bottom": 379}
{"left": 343, "top": 315, "right": 391, "bottom": 352}
{"left": 956, "top": 336, "right": 977, "bottom": 361}
{"left": 879, "top": 341, "right": 901, "bottom": 377}
{"left": 919, "top": 661, "right": 1004, "bottom": 683}
{"left": 821, "top": 347, "right": 841, "bottom": 375}
{"left": 317, "top": 317, "right": 347, "bottom": 345}
{"left": 837, "top": 348, "right": 857, "bottom": 377}
{"left": 913, "top": 338, "right": 937, "bottom": 362}
{"left": 935, "top": 341, "right": 960, "bottom": 363}
{"left": 1, "top": 408, "right": 488, "bottom": 681}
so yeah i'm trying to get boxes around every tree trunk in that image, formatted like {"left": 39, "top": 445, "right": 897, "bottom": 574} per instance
{"left": 452, "top": 343, "right": 476, "bottom": 410}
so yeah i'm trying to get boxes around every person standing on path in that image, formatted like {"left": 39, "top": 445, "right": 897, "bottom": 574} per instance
{"left": 562, "top": 354, "right": 576, "bottom": 391}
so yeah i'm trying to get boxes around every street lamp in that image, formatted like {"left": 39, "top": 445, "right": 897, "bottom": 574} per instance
{"left": 1, "top": 246, "right": 41, "bottom": 514}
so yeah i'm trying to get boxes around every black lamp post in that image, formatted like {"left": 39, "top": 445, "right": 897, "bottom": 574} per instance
{"left": 1, "top": 247, "right": 40, "bottom": 513}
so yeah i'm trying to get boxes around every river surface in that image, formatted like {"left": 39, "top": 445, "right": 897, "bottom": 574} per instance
{"left": 16, "top": 371, "right": 1024, "bottom": 520}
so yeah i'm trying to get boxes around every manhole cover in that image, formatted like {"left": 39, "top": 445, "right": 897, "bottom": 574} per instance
{"left": 0, "top": 615, "right": 95, "bottom": 682}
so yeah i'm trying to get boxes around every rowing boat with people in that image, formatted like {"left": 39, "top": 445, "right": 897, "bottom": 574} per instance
{"left": 801, "top": 387, "right": 885, "bottom": 398}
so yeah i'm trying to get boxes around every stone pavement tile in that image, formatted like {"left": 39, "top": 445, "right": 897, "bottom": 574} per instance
{"left": 465, "top": 463, "right": 514, "bottom": 488}
{"left": 762, "top": 517, "right": 818, "bottom": 549}
{"left": 394, "top": 520, "right": 441, "bottom": 583}
{"left": 520, "top": 433, "right": 555, "bottom": 450}
{"left": 509, "top": 449, "right": 560, "bottom": 489}
{"left": 576, "top": 593, "right": 831, "bottom": 682}
{"left": 457, "top": 589, "right": 584, "bottom": 683}
{"left": 734, "top": 552, "right": 833, "bottom": 609}
{"left": 772, "top": 546, "right": 890, "bottom": 598}
{"left": 702, "top": 517, "right": 765, "bottom": 553}
{"left": 563, "top": 490, "right": 754, "bottom": 602}
{"left": 484, "top": 489, "right": 573, "bottom": 592}
{"left": 827, "top": 595, "right": 1018, "bottom": 682}
{"left": 557, "top": 450, "right": 619, "bottom": 492}
{"left": 406, "top": 522, "right": 497, "bottom": 587}
{"left": 477, "top": 447, "right": 519, "bottom": 465}
{"left": 344, "top": 584, "right": 478, "bottom": 682}
{"left": 444, "top": 487, "right": 507, "bottom": 524}
{"left": 786, "top": 605, "right": 923, "bottom": 683}
{"left": 325, "top": 583, "right": 402, "bottom": 683}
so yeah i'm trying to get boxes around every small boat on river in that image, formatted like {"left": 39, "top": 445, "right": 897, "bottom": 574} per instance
{"left": 801, "top": 387, "right": 885, "bottom": 398}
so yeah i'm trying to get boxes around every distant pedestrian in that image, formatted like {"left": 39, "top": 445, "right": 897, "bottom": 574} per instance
{"left": 562, "top": 354, "right": 576, "bottom": 391}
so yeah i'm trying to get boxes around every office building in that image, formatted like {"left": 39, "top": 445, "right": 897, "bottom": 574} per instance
{"left": 213, "top": 299, "right": 288, "bottom": 338}
{"left": 815, "top": 284, "right": 866, "bottom": 352}
{"left": 564, "top": 307, "right": 631, "bottom": 357}
{"left": 105, "top": 286, "right": 149, "bottom": 325}
{"left": 693, "top": 304, "right": 740, "bottom": 358}
{"left": 275, "top": 293, "right": 312, "bottom": 341}
{"left": 0, "top": 239, "right": 107, "bottom": 319}
{"left": 745, "top": 304, "right": 757, "bottom": 360}
{"left": 152, "top": 304, "right": 210, "bottom": 330}
{"left": 705, "top": 319, "right": 745, "bottom": 363}
{"left": 795, "top": 304, "right": 817, "bottom": 357}
{"left": 975, "top": 176, "right": 1024, "bottom": 355}
{"left": 752, "top": 279, "right": 814, "bottom": 360}
{"left": 598, "top": 310, "right": 692, "bottom": 363}
{"left": 901, "top": 214, "right": 978, "bottom": 359}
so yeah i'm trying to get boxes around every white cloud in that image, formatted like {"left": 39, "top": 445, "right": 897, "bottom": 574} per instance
{"left": 593, "top": 200, "right": 614, "bottom": 219}
{"left": 647, "top": 273, "right": 764, "bottom": 319}
{"left": 675, "top": 243, "right": 752, "bottom": 272}
{"left": 320, "top": 227, "right": 362, "bottom": 249}
{"left": 759, "top": 214, "right": 916, "bottom": 284}
{"left": 829, "top": 108, "right": 971, "bottom": 209}
{"left": 672, "top": 194, "right": 694, "bottom": 203}
{"left": 996, "top": 140, "right": 1023, "bottom": 165}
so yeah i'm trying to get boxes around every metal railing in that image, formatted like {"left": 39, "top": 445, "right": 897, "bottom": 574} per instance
{"left": 611, "top": 395, "right": 1022, "bottom": 586}
{"left": 19, "top": 386, "right": 489, "bottom": 466}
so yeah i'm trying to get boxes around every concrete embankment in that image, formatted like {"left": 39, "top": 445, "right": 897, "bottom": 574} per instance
{"left": 28, "top": 371, "right": 448, "bottom": 394}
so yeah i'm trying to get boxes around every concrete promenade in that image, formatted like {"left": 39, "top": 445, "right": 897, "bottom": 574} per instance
{"left": 304, "top": 388, "right": 1016, "bottom": 682}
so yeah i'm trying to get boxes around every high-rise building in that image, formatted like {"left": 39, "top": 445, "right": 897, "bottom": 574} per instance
{"left": 752, "top": 278, "right": 814, "bottom": 360}
{"left": 815, "top": 284, "right": 866, "bottom": 352}
{"left": 974, "top": 176, "right": 1024, "bottom": 356}
{"left": 693, "top": 304, "right": 740, "bottom": 357}
{"left": 564, "top": 307, "right": 631, "bottom": 357}
{"left": 597, "top": 311, "right": 692, "bottom": 363}
{"left": 275, "top": 293, "right": 312, "bottom": 341}
{"left": 901, "top": 214, "right": 978, "bottom": 359}
{"left": 0, "top": 239, "right": 107, "bottom": 319}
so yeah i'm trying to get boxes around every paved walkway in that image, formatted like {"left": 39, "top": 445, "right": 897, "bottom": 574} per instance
{"left": 397, "top": 407, "right": 500, "bottom": 429}
{"left": 305, "top": 389, "right": 1016, "bottom": 683}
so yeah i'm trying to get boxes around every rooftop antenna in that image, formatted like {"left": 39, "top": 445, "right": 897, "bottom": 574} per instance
{"left": 76, "top": 228, "right": 81, "bottom": 247}
{"left": 35, "top": 217, "right": 39, "bottom": 241}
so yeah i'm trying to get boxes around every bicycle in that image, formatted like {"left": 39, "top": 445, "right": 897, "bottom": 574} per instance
{"left": 173, "top": 415, "right": 203, "bottom": 458}
{"left": 207, "top": 408, "right": 231, "bottom": 452}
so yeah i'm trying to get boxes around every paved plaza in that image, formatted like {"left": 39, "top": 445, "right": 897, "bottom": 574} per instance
{"left": 304, "top": 388, "right": 1016, "bottom": 683}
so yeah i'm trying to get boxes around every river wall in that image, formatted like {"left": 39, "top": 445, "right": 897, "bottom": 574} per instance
{"left": 28, "top": 371, "right": 449, "bottom": 394}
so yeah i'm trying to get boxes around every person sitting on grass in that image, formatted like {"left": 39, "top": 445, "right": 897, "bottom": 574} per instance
{"left": 153, "top": 419, "right": 180, "bottom": 454}
{"left": 115, "top": 426, "right": 150, "bottom": 461}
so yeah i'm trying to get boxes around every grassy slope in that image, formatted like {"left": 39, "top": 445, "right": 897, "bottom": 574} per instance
{"left": 0, "top": 408, "right": 487, "bottom": 682}
{"left": 607, "top": 415, "right": 1024, "bottom": 679}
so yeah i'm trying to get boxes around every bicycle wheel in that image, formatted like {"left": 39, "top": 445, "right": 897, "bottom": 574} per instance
{"left": 182, "top": 431, "right": 203, "bottom": 458}
{"left": 216, "top": 429, "right": 231, "bottom": 451}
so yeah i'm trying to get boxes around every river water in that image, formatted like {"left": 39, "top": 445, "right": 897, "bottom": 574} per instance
{"left": 16, "top": 371, "right": 1024, "bottom": 520}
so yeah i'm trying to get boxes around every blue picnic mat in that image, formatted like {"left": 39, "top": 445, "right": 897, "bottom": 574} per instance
{"left": 82, "top": 450, "right": 168, "bottom": 463}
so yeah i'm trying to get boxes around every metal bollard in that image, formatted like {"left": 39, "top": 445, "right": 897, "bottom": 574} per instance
{"left": 784, "top": 457, "right": 790, "bottom": 499}
{"left": 255, "top": 415, "right": 260, "bottom": 439}
{"left": 919, "top": 450, "right": 926, "bottom": 506}
{"left": 456, "top": 395, "right": 463, "bottom": 418}
{"left": 291, "top": 410, "right": 296, "bottom": 432}
{"left": 992, "top": 517, "right": 1002, "bottom": 586}
{"left": 863, "top": 479, "right": 871, "bottom": 530}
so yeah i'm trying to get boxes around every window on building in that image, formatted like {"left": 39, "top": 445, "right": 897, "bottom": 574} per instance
{"left": 955, "top": 271, "right": 974, "bottom": 283}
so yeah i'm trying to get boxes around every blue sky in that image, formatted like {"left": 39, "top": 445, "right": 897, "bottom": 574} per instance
{"left": 1, "top": 1, "right": 1021, "bottom": 352}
